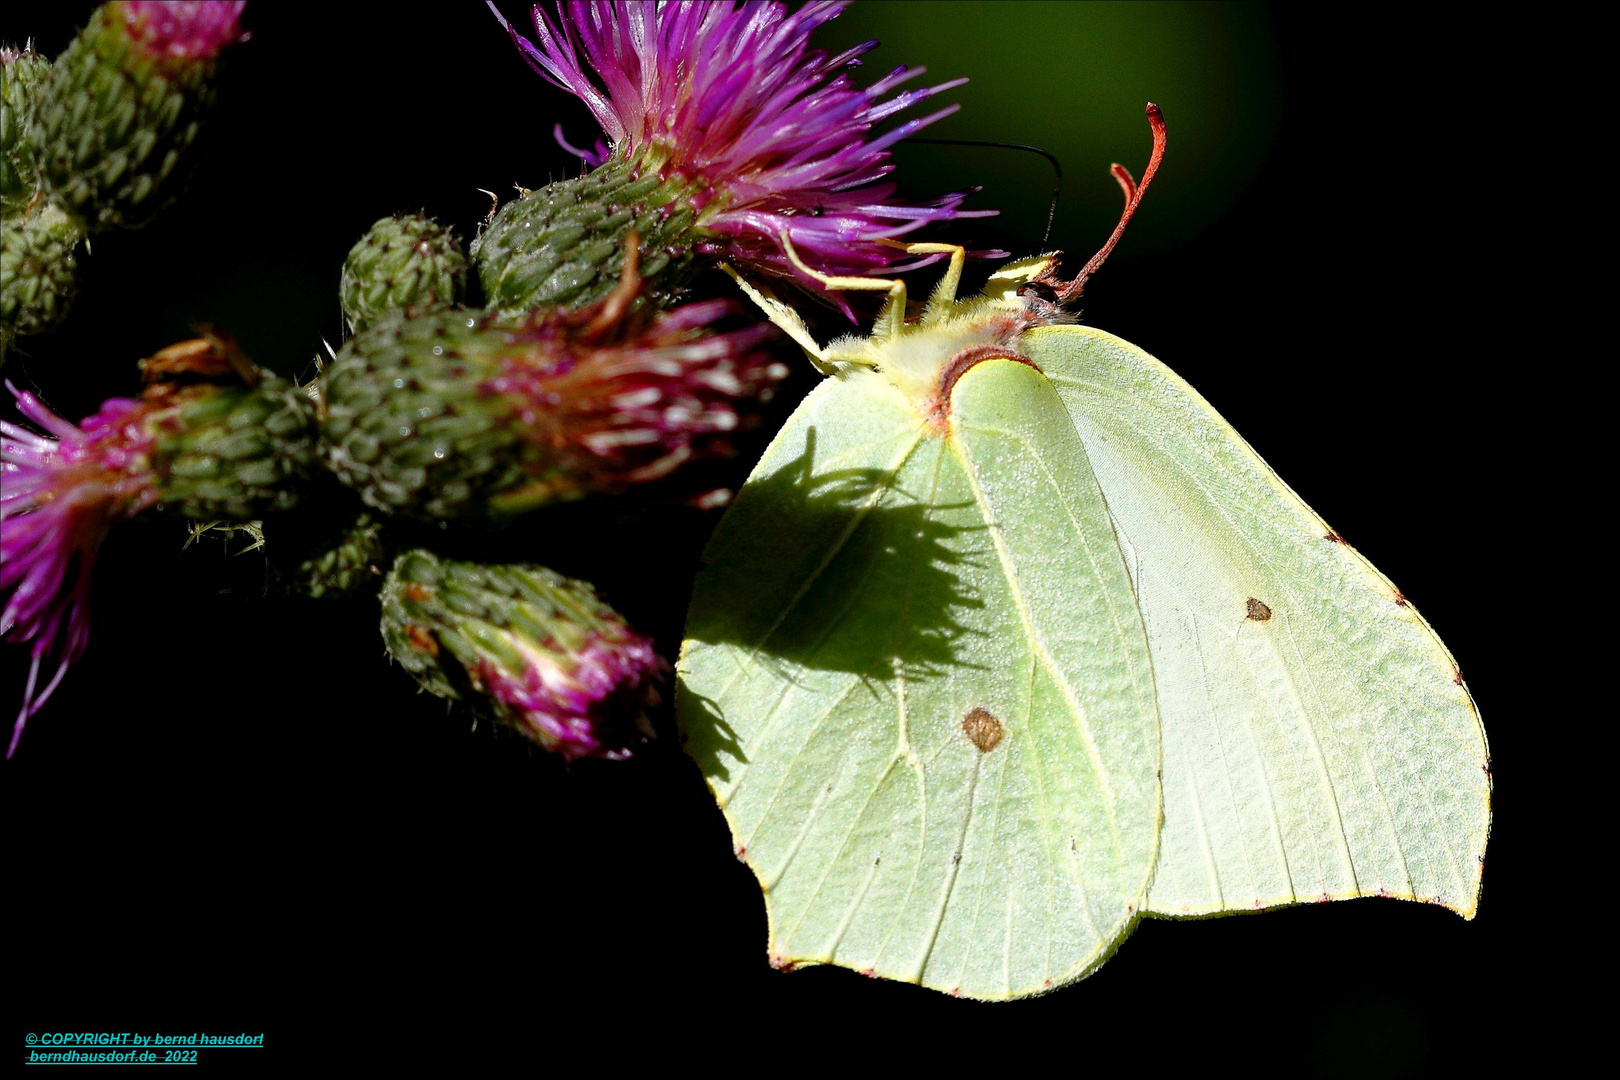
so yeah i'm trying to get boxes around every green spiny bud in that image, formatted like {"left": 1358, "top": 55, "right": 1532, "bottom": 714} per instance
{"left": 471, "top": 160, "right": 698, "bottom": 316}
{"left": 149, "top": 377, "right": 318, "bottom": 520}
{"left": 1, "top": 198, "right": 83, "bottom": 357}
{"left": 2, "top": 45, "right": 52, "bottom": 216}
{"left": 319, "top": 290, "right": 779, "bottom": 521}
{"left": 28, "top": 1, "right": 245, "bottom": 231}
{"left": 292, "top": 512, "right": 388, "bottom": 599}
{"left": 381, "top": 549, "right": 663, "bottom": 760}
{"left": 339, "top": 214, "right": 468, "bottom": 334}
{"left": 134, "top": 331, "right": 320, "bottom": 520}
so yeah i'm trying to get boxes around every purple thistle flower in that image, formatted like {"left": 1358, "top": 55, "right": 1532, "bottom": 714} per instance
{"left": 479, "top": 293, "right": 787, "bottom": 494}
{"left": 0, "top": 335, "right": 317, "bottom": 755}
{"left": 1, "top": 384, "right": 161, "bottom": 756}
{"left": 118, "top": 1, "right": 248, "bottom": 65}
{"left": 492, "top": 1, "right": 994, "bottom": 290}
{"left": 475, "top": 620, "right": 664, "bottom": 762}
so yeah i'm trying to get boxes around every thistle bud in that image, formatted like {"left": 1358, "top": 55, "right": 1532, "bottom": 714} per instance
{"left": 321, "top": 262, "right": 783, "bottom": 521}
{"left": 1, "top": 198, "right": 82, "bottom": 358}
{"left": 291, "top": 511, "right": 388, "bottom": 599}
{"left": 339, "top": 214, "right": 468, "bottom": 334}
{"left": 381, "top": 549, "right": 663, "bottom": 761}
{"left": 1, "top": 45, "right": 51, "bottom": 216}
{"left": 28, "top": 1, "right": 247, "bottom": 230}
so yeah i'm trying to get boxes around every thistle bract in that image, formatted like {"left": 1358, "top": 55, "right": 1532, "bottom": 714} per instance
{"left": 321, "top": 283, "right": 782, "bottom": 520}
{"left": 476, "top": 0, "right": 991, "bottom": 313}
{"left": 28, "top": 0, "right": 247, "bottom": 230}
{"left": 340, "top": 214, "right": 468, "bottom": 334}
{"left": 382, "top": 549, "right": 662, "bottom": 761}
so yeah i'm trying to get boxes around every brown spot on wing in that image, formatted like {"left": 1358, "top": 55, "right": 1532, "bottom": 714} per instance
{"left": 1393, "top": 589, "right": 1409, "bottom": 607}
{"left": 1325, "top": 529, "right": 1346, "bottom": 544}
{"left": 1245, "top": 597, "right": 1273, "bottom": 621}
{"left": 962, "top": 707, "right": 1004, "bottom": 753}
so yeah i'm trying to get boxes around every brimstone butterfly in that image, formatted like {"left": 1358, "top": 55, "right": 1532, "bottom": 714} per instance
{"left": 676, "top": 106, "right": 1489, "bottom": 1000}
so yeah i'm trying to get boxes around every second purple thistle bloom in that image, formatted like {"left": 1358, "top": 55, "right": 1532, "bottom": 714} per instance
{"left": 476, "top": 1, "right": 994, "bottom": 315}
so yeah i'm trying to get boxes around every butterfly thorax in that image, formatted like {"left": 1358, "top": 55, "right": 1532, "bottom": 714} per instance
{"left": 824, "top": 254, "right": 1074, "bottom": 430}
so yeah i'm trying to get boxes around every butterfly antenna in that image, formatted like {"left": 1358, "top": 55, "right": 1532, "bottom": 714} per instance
{"left": 1056, "top": 103, "right": 1166, "bottom": 303}
{"left": 909, "top": 138, "right": 1063, "bottom": 248}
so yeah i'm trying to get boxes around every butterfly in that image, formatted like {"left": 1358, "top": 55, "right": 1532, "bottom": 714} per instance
{"left": 676, "top": 106, "right": 1489, "bottom": 1000}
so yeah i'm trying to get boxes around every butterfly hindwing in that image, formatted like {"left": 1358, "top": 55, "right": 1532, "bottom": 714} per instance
{"left": 1024, "top": 325, "right": 1490, "bottom": 918}
{"left": 678, "top": 359, "right": 1160, "bottom": 998}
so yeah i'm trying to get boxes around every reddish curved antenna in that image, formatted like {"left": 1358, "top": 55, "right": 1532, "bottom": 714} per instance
{"left": 1058, "top": 103, "right": 1167, "bottom": 302}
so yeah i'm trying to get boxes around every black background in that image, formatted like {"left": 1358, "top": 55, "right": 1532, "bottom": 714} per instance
{"left": 4, "top": 3, "right": 1564, "bottom": 1074}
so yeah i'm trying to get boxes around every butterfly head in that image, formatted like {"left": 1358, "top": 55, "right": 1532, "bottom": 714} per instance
{"left": 723, "top": 104, "right": 1166, "bottom": 426}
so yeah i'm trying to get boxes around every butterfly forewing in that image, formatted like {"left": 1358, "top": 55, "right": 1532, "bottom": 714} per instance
{"left": 1025, "top": 325, "right": 1490, "bottom": 918}
{"left": 679, "top": 360, "right": 1160, "bottom": 998}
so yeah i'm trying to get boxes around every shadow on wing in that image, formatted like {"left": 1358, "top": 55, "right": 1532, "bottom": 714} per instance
{"left": 685, "top": 427, "right": 985, "bottom": 682}
{"left": 681, "top": 428, "right": 986, "bottom": 778}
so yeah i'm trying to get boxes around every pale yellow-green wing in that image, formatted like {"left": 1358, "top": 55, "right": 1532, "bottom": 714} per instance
{"left": 1025, "top": 324, "right": 1490, "bottom": 918}
{"left": 678, "top": 360, "right": 1160, "bottom": 998}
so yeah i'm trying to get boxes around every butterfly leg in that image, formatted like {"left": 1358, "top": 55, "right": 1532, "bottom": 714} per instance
{"left": 778, "top": 231, "right": 910, "bottom": 342}
{"left": 718, "top": 263, "right": 835, "bottom": 374}
{"left": 877, "top": 241, "right": 967, "bottom": 318}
